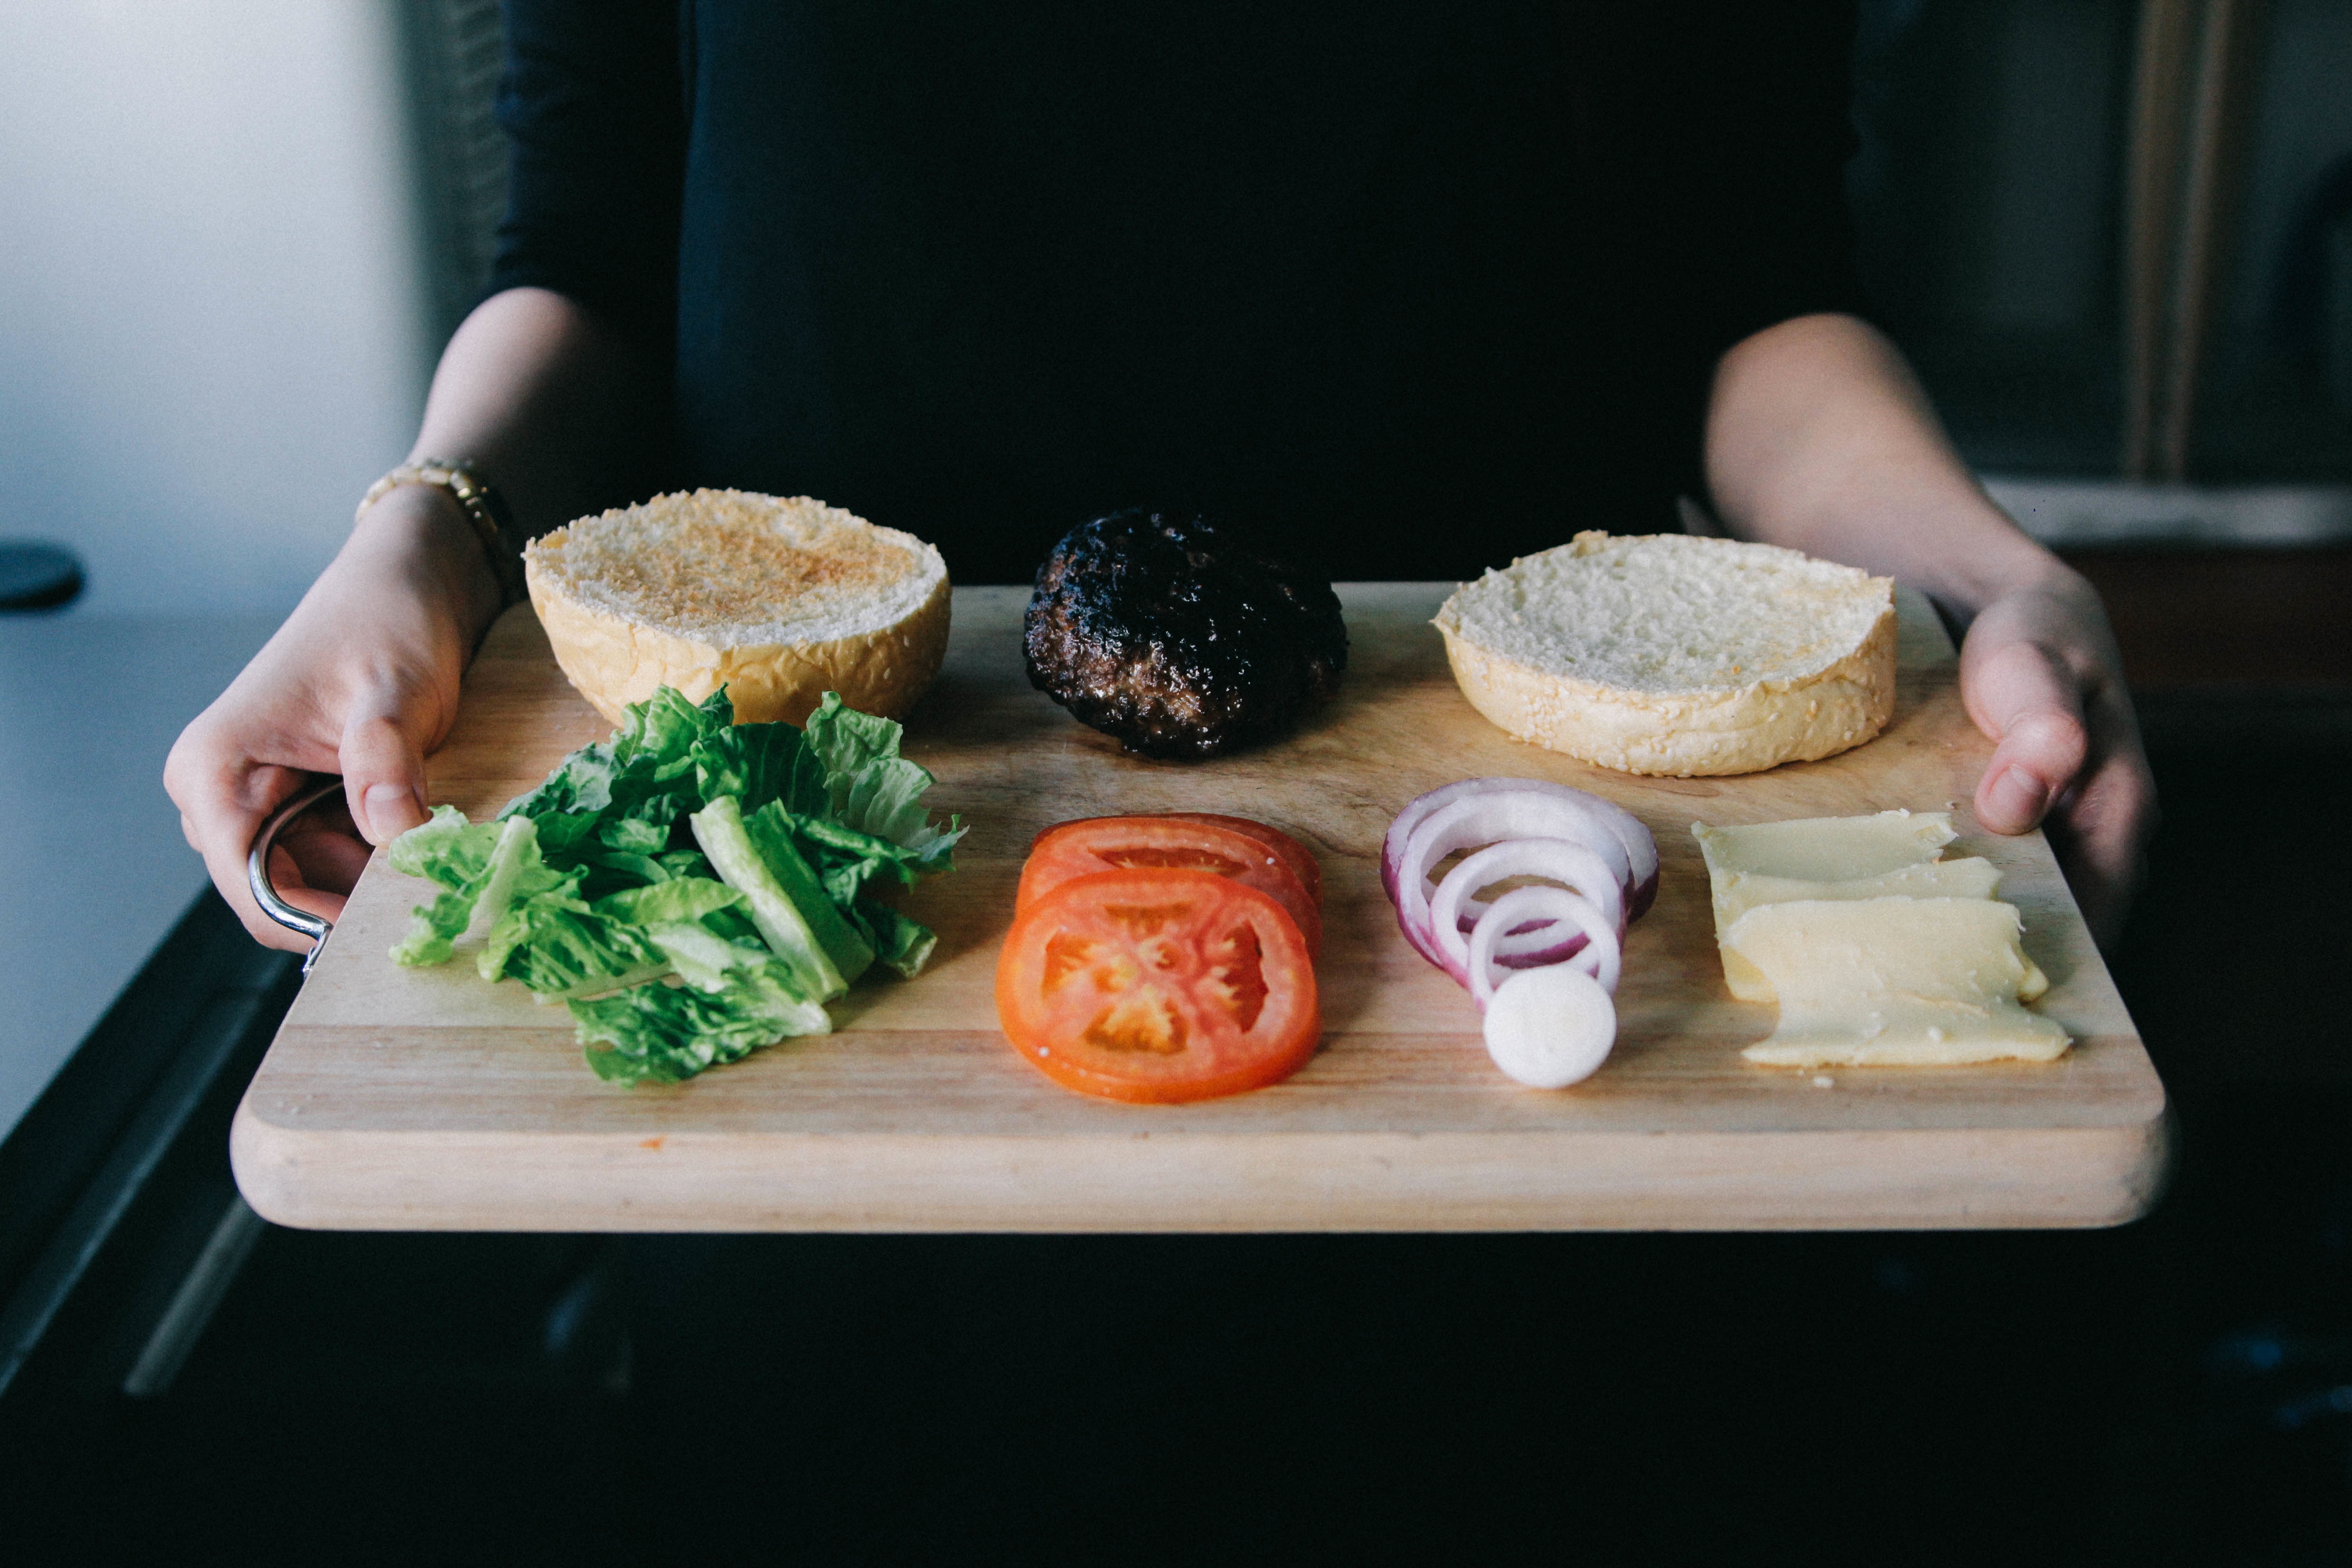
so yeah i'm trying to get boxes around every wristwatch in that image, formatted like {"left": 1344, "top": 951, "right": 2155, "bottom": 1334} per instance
{"left": 355, "top": 458, "right": 528, "bottom": 607}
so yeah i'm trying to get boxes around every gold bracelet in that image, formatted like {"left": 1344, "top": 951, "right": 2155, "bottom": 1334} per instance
{"left": 355, "top": 459, "right": 528, "bottom": 607}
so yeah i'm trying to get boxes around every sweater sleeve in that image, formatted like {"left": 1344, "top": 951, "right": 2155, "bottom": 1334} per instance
{"left": 1554, "top": 1, "right": 1869, "bottom": 507}
{"left": 485, "top": 0, "right": 688, "bottom": 343}
{"left": 1560, "top": 2, "right": 1868, "bottom": 343}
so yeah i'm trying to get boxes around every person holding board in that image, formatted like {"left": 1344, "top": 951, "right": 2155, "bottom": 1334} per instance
{"left": 167, "top": 4, "right": 2153, "bottom": 946}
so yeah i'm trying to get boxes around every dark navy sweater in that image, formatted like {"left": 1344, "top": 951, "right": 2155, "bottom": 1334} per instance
{"left": 490, "top": 2, "right": 1864, "bottom": 583}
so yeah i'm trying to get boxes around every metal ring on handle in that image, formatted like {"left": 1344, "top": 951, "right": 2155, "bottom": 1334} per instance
{"left": 246, "top": 777, "right": 344, "bottom": 974}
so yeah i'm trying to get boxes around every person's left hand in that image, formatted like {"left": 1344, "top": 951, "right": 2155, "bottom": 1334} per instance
{"left": 1956, "top": 560, "right": 2156, "bottom": 945}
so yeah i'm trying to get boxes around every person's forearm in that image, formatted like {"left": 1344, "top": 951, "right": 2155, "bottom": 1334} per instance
{"left": 1699, "top": 313, "right": 2154, "bottom": 935}
{"left": 1702, "top": 313, "right": 2057, "bottom": 617}
{"left": 407, "top": 285, "right": 659, "bottom": 549}
{"left": 166, "top": 287, "right": 665, "bottom": 940}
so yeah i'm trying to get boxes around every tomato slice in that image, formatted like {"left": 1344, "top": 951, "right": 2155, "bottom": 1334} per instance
{"left": 1020, "top": 816, "right": 1321, "bottom": 956}
{"left": 1148, "top": 813, "right": 1320, "bottom": 906}
{"left": 996, "top": 869, "right": 1321, "bottom": 1103}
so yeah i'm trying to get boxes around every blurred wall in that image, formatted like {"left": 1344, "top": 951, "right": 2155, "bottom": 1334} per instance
{"left": 1852, "top": 0, "right": 2352, "bottom": 484}
{"left": 0, "top": 0, "right": 430, "bottom": 616}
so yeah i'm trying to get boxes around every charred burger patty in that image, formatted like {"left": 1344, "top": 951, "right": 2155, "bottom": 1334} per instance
{"left": 1023, "top": 511, "right": 1348, "bottom": 759}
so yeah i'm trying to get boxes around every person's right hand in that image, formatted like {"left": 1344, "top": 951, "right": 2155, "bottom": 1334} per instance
{"left": 165, "top": 485, "right": 504, "bottom": 951}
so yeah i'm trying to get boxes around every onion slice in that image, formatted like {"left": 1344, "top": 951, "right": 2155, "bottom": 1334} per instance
{"left": 1383, "top": 777, "right": 1658, "bottom": 918}
{"left": 1482, "top": 965, "right": 1616, "bottom": 1088}
{"left": 1393, "top": 790, "right": 1631, "bottom": 963}
{"left": 1380, "top": 778, "right": 1651, "bottom": 1090}
{"left": 1465, "top": 884, "right": 1621, "bottom": 1005}
{"left": 1432, "top": 839, "right": 1623, "bottom": 982}
{"left": 1487, "top": 912, "right": 1595, "bottom": 970}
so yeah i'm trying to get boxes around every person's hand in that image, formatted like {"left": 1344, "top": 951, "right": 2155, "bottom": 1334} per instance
{"left": 1956, "top": 561, "right": 2156, "bottom": 945}
{"left": 165, "top": 487, "right": 503, "bottom": 951}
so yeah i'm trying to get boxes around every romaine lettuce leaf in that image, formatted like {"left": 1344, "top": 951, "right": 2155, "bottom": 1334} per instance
{"left": 389, "top": 890, "right": 480, "bottom": 969}
{"left": 571, "top": 964, "right": 830, "bottom": 1085}
{"left": 499, "top": 686, "right": 728, "bottom": 832}
{"left": 742, "top": 801, "right": 875, "bottom": 981}
{"left": 656, "top": 849, "right": 715, "bottom": 880}
{"left": 576, "top": 852, "right": 668, "bottom": 900}
{"left": 799, "top": 691, "right": 967, "bottom": 865}
{"left": 778, "top": 812, "right": 939, "bottom": 903}
{"left": 596, "top": 815, "right": 672, "bottom": 856}
{"left": 472, "top": 816, "right": 573, "bottom": 936}
{"left": 626, "top": 685, "right": 734, "bottom": 772}
{"left": 389, "top": 805, "right": 502, "bottom": 891}
{"left": 592, "top": 875, "right": 743, "bottom": 928}
{"left": 688, "top": 794, "right": 862, "bottom": 1001}
{"left": 693, "top": 720, "right": 827, "bottom": 816}
{"left": 802, "top": 690, "right": 902, "bottom": 785}
{"left": 387, "top": 806, "right": 507, "bottom": 966}
{"left": 529, "top": 809, "right": 605, "bottom": 857}
{"left": 499, "top": 738, "right": 622, "bottom": 822}
{"left": 478, "top": 891, "right": 671, "bottom": 997}
{"left": 642, "top": 920, "right": 768, "bottom": 993}
{"left": 835, "top": 756, "right": 945, "bottom": 849}
{"left": 845, "top": 897, "right": 939, "bottom": 980}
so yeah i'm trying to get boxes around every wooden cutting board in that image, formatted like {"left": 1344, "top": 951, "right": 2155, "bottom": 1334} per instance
{"left": 230, "top": 585, "right": 2167, "bottom": 1232}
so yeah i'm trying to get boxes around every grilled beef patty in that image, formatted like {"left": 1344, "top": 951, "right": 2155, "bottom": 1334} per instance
{"left": 1023, "top": 512, "right": 1348, "bottom": 759}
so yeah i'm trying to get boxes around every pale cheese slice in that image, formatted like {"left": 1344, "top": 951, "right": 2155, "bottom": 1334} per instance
{"left": 1693, "top": 811, "right": 2006, "bottom": 1002}
{"left": 1692, "top": 810, "right": 1956, "bottom": 882}
{"left": 1724, "top": 897, "right": 2071, "bottom": 1067}
{"left": 1707, "top": 859, "right": 2003, "bottom": 1001}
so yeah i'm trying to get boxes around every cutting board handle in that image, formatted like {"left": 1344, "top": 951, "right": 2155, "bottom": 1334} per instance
{"left": 246, "top": 777, "right": 343, "bottom": 973}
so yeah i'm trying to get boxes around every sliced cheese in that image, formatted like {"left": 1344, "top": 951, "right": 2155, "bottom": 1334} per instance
{"left": 1693, "top": 811, "right": 2003, "bottom": 1001}
{"left": 1692, "top": 809, "right": 1956, "bottom": 882}
{"left": 1708, "top": 858, "right": 2003, "bottom": 1001}
{"left": 1724, "top": 897, "right": 2071, "bottom": 1067}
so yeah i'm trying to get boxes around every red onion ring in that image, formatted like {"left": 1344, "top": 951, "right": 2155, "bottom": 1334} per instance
{"left": 1486, "top": 912, "right": 1599, "bottom": 971}
{"left": 1467, "top": 886, "right": 1621, "bottom": 1006}
{"left": 1430, "top": 838, "right": 1623, "bottom": 981}
{"left": 1392, "top": 789, "right": 1631, "bottom": 964}
{"left": 1382, "top": 777, "right": 1658, "bottom": 918}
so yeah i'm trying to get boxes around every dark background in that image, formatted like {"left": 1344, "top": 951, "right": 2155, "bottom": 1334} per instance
{"left": 3, "top": 2, "right": 2350, "bottom": 1560}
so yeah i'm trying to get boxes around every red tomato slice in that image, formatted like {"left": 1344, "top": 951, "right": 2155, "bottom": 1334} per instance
{"left": 1020, "top": 817, "right": 1321, "bottom": 956}
{"left": 1149, "top": 813, "right": 1320, "bottom": 906}
{"left": 996, "top": 869, "right": 1321, "bottom": 1103}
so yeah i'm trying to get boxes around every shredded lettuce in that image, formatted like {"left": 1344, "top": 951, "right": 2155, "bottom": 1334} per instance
{"left": 383, "top": 685, "right": 958, "bottom": 1083}
{"left": 804, "top": 692, "right": 968, "bottom": 863}
{"left": 573, "top": 965, "right": 831, "bottom": 1085}
{"left": 385, "top": 806, "right": 504, "bottom": 965}
{"left": 847, "top": 897, "right": 939, "bottom": 980}
{"left": 693, "top": 719, "right": 829, "bottom": 817}
{"left": 687, "top": 794, "right": 867, "bottom": 1001}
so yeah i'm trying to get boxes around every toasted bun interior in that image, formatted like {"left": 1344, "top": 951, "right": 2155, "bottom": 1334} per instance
{"left": 525, "top": 490, "right": 950, "bottom": 726}
{"left": 1433, "top": 531, "right": 1897, "bottom": 777}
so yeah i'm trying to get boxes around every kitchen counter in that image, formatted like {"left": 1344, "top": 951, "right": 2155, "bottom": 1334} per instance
{"left": 0, "top": 611, "right": 280, "bottom": 1140}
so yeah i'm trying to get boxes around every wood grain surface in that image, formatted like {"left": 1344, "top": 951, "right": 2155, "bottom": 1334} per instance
{"left": 230, "top": 585, "right": 2168, "bottom": 1232}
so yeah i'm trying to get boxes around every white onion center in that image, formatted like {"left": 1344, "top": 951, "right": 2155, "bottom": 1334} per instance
{"left": 1482, "top": 965, "right": 1617, "bottom": 1088}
